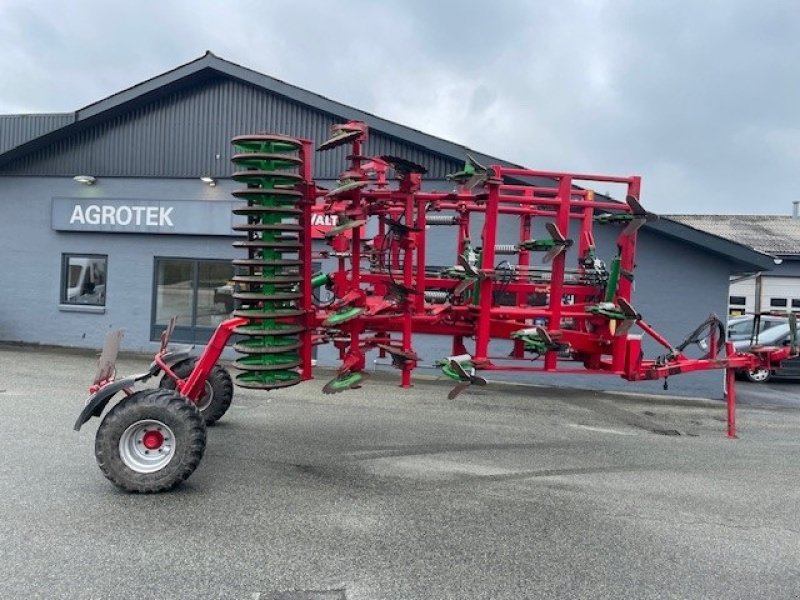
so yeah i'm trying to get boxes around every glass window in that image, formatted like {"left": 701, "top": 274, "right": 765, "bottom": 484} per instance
{"left": 152, "top": 258, "right": 234, "bottom": 343}
{"left": 792, "top": 299, "right": 800, "bottom": 308}
{"left": 197, "top": 261, "right": 235, "bottom": 327}
{"left": 728, "top": 319, "right": 754, "bottom": 338}
{"left": 154, "top": 259, "right": 193, "bottom": 327}
{"left": 770, "top": 298, "right": 788, "bottom": 308}
{"left": 61, "top": 254, "right": 107, "bottom": 306}
{"left": 729, "top": 296, "right": 746, "bottom": 306}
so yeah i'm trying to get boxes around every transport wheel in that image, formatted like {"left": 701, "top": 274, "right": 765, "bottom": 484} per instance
{"left": 745, "top": 367, "right": 771, "bottom": 383}
{"left": 94, "top": 389, "right": 207, "bottom": 493}
{"left": 160, "top": 358, "right": 234, "bottom": 425}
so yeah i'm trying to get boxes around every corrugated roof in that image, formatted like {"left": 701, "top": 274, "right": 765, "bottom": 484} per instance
{"left": 665, "top": 215, "right": 800, "bottom": 256}
{"left": 0, "top": 52, "right": 523, "bottom": 175}
{"left": 0, "top": 113, "right": 73, "bottom": 153}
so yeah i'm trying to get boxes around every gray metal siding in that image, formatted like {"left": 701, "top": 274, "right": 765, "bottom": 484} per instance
{"left": 0, "top": 176, "right": 239, "bottom": 354}
{"left": 0, "top": 114, "right": 73, "bottom": 154}
{"left": 0, "top": 77, "right": 464, "bottom": 180}
{"left": 771, "top": 260, "right": 800, "bottom": 277}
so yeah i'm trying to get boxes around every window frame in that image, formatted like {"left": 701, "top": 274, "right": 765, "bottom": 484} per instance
{"left": 150, "top": 257, "right": 234, "bottom": 344}
{"left": 59, "top": 253, "right": 108, "bottom": 309}
{"left": 728, "top": 296, "right": 747, "bottom": 306}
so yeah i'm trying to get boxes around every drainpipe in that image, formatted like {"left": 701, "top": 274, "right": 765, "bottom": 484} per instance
{"left": 754, "top": 273, "right": 762, "bottom": 314}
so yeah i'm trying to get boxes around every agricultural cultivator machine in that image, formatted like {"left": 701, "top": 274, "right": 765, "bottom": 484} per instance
{"left": 75, "top": 121, "right": 767, "bottom": 493}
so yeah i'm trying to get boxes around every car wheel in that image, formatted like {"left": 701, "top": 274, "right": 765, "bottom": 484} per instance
{"left": 94, "top": 389, "right": 206, "bottom": 493}
{"left": 745, "top": 367, "right": 771, "bottom": 383}
{"left": 160, "top": 358, "right": 234, "bottom": 425}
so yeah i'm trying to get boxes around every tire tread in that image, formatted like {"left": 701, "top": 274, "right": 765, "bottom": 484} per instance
{"left": 160, "top": 359, "right": 233, "bottom": 425}
{"left": 95, "top": 389, "right": 206, "bottom": 493}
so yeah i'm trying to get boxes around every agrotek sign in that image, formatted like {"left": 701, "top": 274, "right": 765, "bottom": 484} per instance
{"left": 52, "top": 197, "right": 345, "bottom": 239}
{"left": 52, "top": 198, "right": 241, "bottom": 236}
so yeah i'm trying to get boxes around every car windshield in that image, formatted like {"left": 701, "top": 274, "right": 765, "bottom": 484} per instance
{"left": 728, "top": 319, "right": 754, "bottom": 337}
{"left": 754, "top": 323, "right": 791, "bottom": 346}
{"left": 728, "top": 316, "right": 788, "bottom": 340}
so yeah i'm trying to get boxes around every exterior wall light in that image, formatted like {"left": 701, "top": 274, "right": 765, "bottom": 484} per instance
{"left": 73, "top": 175, "right": 96, "bottom": 185}
{"left": 200, "top": 176, "right": 216, "bottom": 187}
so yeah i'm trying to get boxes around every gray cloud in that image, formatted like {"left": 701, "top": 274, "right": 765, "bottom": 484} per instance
{"left": 1, "top": 0, "right": 798, "bottom": 214}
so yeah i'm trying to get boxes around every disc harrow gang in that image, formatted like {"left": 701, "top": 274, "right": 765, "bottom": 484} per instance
{"left": 229, "top": 134, "right": 309, "bottom": 390}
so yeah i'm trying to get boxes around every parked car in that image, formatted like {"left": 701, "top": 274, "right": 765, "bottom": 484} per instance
{"left": 727, "top": 315, "right": 787, "bottom": 342}
{"left": 734, "top": 322, "right": 798, "bottom": 382}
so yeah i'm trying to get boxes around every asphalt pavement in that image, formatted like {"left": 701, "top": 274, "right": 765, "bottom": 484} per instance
{"left": 1, "top": 344, "right": 800, "bottom": 599}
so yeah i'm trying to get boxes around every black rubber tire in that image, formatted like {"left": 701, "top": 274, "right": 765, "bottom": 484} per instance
{"left": 160, "top": 358, "right": 234, "bottom": 426}
{"left": 94, "top": 389, "right": 206, "bottom": 493}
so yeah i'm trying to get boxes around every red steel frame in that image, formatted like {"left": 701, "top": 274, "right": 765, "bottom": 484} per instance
{"left": 296, "top": 122, "right": 761, "bottom": 437}
{"left": 158, "top": 122, "right": 766, "bottom": 439}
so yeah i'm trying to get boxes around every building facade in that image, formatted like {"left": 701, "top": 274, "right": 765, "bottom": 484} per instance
{"left": 0, "top": 53, "right": 773, "bottom": 398}
{"left": 666, "top": 215, "right": 800, "bottom": 317}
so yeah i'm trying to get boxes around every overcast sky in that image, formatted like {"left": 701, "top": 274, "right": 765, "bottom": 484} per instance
{"left": 1, "top": 0, "right": 798, "bottom": 215}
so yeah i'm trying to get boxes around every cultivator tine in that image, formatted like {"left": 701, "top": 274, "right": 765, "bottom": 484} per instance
{"left": 322, "top": 371, "right": 366, "bottom": 394}
{"left": 448, "top": 358, "right": 471, "bottom": 381}
{"left": 621, "top": 217, "right": 645, "bottom": 236}
{"left": 446, "top": 358, "right": 487, "bottom": 399}
{"left": 93, "top": 329, "right": 124, "bottom": 385}
{"left": 470, "top": 374, "right": 488, "bottom": 387}
{"left": 615, "top": 319, "right": 635, "bottom": 336}
{"left": 457, "top": 254, "right": 485, "bottom": 280}
{"left": 447, "top": 375, "right": 487, "bottom": 399}
{"left": 383, "top": 216, "right": 421, "bottom": 236}
{"left": 616, "top": 298, "right": 641, "bottom": 336}
{"left": 510, "top": 326, "right": 569, "bottom": 354}
{"left": 461, "top": 155, "right": 491, "bottom": 190}
{"left": 324, "top": 179, "right": 369, "bottom": 198}
{"left": 453, "top": 278, "right": 475, "bottom": 297}
{"left": 626, "top": 194, "right": 646, "bottom": 215}
{"left": 380, "top": 155, "right": 428, "bottom": 175}
{"left": 376, "top": 344, "right": 418, "bottom": 363}
{"left": 322, "top": 306, "right": 365, "bottom": 327}
{"left": 535, "top": 326, "right": 554, "bottom": 346}
{"left": 447, "top": 154, "right": 491, "bottom": 190}
{"left": 622, "top": 194, "right": 659, "bottom": 235}
{"left": 618, "top": 298, "right": 639, "bottom": 318}
{"left": 447, "top": 382, "right": 471, "bottom": 400}
{"left": 543, "top": 244, "right": 566, "bottom": 263}
{"left": 545, "top": 222, "right": 566, "bottom": 243}
{"left": 324, "top": 218, "right": 367, "bottom": 238}
{"left": 542, "top": 222, "right": 571, "bottom": 262}
{"left": 317, "top": 125, "right": 365, "bottom": 151}
{"left": 385, "top": 281, "right": 417, "bottom": 305}
{"left": 376, "top": 343, "right": 418, "bottom": 369}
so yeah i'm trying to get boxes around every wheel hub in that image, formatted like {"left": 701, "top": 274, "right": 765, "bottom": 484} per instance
{"left": 119, "top": 419, "right": 176, "bottom": 473}
{"left": 141, "top": 430, "right": 165, "bottom": 450}
{"left": 196, "top": 382, "right": 214, "bottom": 411}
